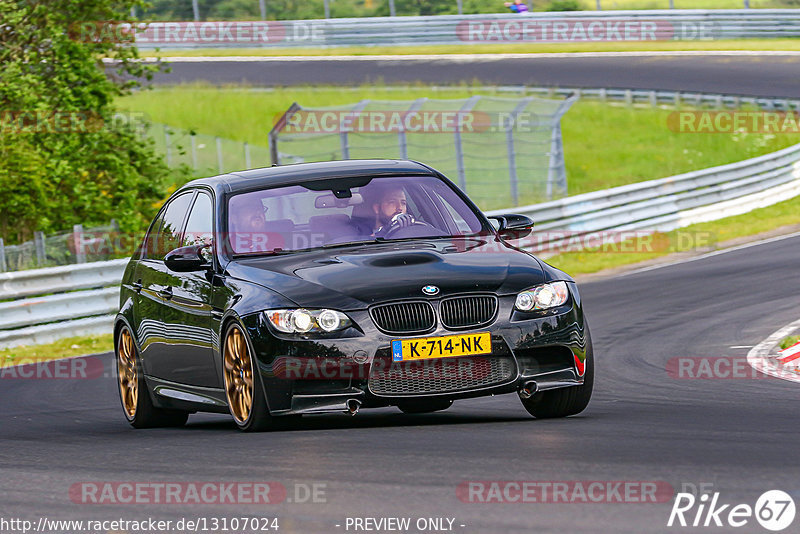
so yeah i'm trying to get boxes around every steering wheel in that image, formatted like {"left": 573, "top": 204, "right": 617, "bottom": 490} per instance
{"left": 382, "top": 220, "right": 442, "bottom": 239}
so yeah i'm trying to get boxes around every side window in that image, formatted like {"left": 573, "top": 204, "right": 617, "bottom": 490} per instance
{"left": 183, "top": 192, "right": 214, "bottom": 260}
{"left": 150, "top": 192, "right": 194, "bottom": 261}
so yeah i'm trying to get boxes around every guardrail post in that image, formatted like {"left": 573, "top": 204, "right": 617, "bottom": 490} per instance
{"left": 599, "top": 88, "right": 607, "bottom": 103}
{"left": 595, "top": 0, "right": 601, "bottom": 9}
{"left": 456, "top": 0, "right": 462, "bottom": 14}
{"left": 324, "top": 0, "right": 330, "bottom": 18}
{"left": 34, "top": 231, "right": 45, "bottom": 267}
{"left": 73, "top": 224, "right": 86, "bottom": 264}
{"left": 454, "top": 96, "right": 481, "bottom": 193}
{"left": 624, "top": 90, "right": 633, "bottom": 107}
{"left": 389, "top": 0, "right": 396, "bottom": 16}
{"left": 259, "top": 0, "right": 266, "bottom": 19}
{"left": 216, "top": 136, "right": 223, "bottom": 173}
{"left": 0, "top": 238, "right": 6, "bottom": 273}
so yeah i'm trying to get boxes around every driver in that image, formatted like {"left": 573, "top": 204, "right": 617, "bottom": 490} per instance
{"left": 370, "top": 186, "right": 415, "bottom": 237}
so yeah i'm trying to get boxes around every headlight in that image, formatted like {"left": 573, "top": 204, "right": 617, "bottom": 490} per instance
{"left": 265, "top": 309, "right": 352, "bottom": 334}
{"left": 515, "top": 281, "right": 569, "bottom": 311}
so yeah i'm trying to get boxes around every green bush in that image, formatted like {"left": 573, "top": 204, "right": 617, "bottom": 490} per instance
{"left": 0, "top": 0, "right": 175, "bottom": 245}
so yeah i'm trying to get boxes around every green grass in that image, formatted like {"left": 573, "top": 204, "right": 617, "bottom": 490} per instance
{"left": 143, "top": 39, "right": 800, "bottom": 57}
{"left": 118, "top": 83, "right": 799, "bottom": 207}
{"left": 780, "top": 336, "right": 800, "bottom": 350}
{"left": 0, "top": 334, "right": 113, "bottom": 367}
{"left": 544, "top": 193, "right": 800, "bottom": 274}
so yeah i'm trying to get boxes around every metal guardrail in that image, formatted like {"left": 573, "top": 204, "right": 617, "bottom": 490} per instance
{"left": 486, "top": 142, "right": 800, "bottom": 254}
{"left": 3, "top": 86, "right": 800, "bottom": 348}
{"left": 135, "top": 10, "right": 800, "bottom": 49}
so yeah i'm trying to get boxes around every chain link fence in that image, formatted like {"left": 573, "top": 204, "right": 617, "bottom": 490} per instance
{"left": 268, "top": 95, "right": 576, "bottom": 211}
{"left": 0, "top": 222, "right": 123, "bottom": 273}
{"left": 146, "top": 123, "right": 272, "bottom": 177}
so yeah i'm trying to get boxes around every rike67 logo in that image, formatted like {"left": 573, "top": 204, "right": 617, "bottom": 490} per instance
{"left": 668, "top": 490, "right": 796, "bottom": 531}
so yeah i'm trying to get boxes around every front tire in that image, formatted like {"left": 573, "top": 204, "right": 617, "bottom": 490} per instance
{"left": 223, "top": 322, "right": 273, "bottom": 432}
{"left": 520, "top": 328, "right": 594, "bottom": 419}
{"left": 116, "top": 325, "right": 188, "bottom": 428}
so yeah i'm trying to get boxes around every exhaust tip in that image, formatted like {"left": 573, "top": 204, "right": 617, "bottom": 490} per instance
{"left": 518, "top": 381, "right": 538, "bottom": 399}
{"left": 345, "top": 399, "right": 361, "bottom": 416}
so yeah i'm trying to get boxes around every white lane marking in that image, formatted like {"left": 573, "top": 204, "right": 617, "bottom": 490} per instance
{"left": 620, "top": 230, "right": 800, "bottom": 277}
{"left": 729, "top": 345, "right": 753, "bottom": 349}
{"left": 102, "top": 51, "right": 800, "bottom": 63}
{"left": 747, "top": 318, "right": 800, "bottom": 385}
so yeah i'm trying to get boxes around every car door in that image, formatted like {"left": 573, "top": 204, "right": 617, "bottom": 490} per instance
{"left": 158, "top": 190, "right": 220, "bottom": 388}
{"left": 136, "top": 191, "right": 196, "bottom": 384}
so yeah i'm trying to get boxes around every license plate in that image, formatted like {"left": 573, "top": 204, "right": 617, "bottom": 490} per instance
{"left": 392, "top": 332, "right": 491, "bottom": 362}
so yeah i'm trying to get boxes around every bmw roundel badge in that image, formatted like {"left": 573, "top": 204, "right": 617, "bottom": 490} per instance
{"left": 422, "top": 285, "right": 440, "bottom": 296}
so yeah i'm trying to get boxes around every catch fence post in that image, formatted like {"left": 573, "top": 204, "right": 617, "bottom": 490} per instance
{"left": 0, "top": 238, "right": 6, "bottom": 272}
{"left": 505, "top": 97, "right": 534, "bottom": 207}
{"left": 73, "top": 224, "right": 86, "bottom": 264}
{"left": 191, "top": 134, "right": 198, "bottom": 170}
{"left": 454, "top": 96, "right": 481, "bottom": 193}
{"left": 216, "top": 136, "right": 223, "bottom": 173}
{"left": 164, "top": 125, "right": 172, "bottom": 166}
{"left": 34, "top": 231, "right": 45, "bottom": 267}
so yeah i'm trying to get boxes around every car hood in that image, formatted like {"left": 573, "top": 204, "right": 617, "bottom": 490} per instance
{"left": 225, "top": 237, "right": 549, "bottom": 310}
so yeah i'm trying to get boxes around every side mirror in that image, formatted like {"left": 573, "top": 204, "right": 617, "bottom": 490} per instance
{"left": 488, "top": 214, "right": 534, "bottom": 239}
{"left": 164, "top": 244, "right": 211, "bottom": 272}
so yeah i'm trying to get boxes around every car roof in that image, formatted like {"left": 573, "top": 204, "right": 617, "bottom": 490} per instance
{"left": 180, "top": 159, "right": 438, "bottom": 194}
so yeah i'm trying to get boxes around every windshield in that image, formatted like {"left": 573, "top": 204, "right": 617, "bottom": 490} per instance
{"left": 226, "top": 175, "right": 486, "bottom": 255}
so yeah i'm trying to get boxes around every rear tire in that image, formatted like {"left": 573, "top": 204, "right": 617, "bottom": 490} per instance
{"left": 520, "top": 327, "right": 594, "bottom": 419}
{"left": 397, "top": 399, "right": 453, "bottom": 414}
{"left": 116, "top": 325, "right": 189, "bottom": 429}
{"left": 223, "top": 322, "right": 273, "bottom": 432}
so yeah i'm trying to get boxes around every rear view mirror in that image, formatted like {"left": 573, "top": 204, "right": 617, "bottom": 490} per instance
{"left": 488, "top": 214, "right": 534, "bottom": 239}
{"left": 165, "top": 244, "right": 211, "bottom": 272}
{"left": 315, "top": 193, "right": 364, "bottom": 209}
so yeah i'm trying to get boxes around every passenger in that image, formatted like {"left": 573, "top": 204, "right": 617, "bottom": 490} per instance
{"left": 229, "top": 197, "right": 271, "bottom": 252}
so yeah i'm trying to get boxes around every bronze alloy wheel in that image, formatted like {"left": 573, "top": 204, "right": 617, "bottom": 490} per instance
{"left": 224, "top": 325, "right": 255, "bottom": 424}
{"left": 117, "top": 327, "right": 138, "bottom": 419}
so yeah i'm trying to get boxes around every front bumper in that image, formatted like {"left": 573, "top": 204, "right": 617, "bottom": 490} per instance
{"left": 241, "top": 290, "right": 589, "bottom": 415}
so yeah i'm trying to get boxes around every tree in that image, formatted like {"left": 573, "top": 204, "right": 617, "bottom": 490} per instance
{"left": 0, "top": 0, "right": 172, "bottom": 245}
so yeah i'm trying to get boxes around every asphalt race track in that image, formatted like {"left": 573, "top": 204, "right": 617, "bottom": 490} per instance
{"left": 2, "top": 234, "right": 799, "bottom": 532}
{"left": 147, "top": 53, "right": 800, "bottom": 98}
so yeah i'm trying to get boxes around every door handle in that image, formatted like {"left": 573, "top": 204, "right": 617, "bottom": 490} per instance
{"left": 132, "top": 280, "right": 143, "bottom": 293}
{"left": 159, "top": 286, "right": 173, "bottom": 300}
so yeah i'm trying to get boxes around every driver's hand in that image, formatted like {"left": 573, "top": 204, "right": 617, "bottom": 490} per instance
{"left": 391, "top": 213, "right": 415, "bottom": 228}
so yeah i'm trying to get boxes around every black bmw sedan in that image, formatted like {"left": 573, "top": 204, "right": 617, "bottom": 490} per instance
{"left": 115, "top": 159, "right": 593, "bottom": 431}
